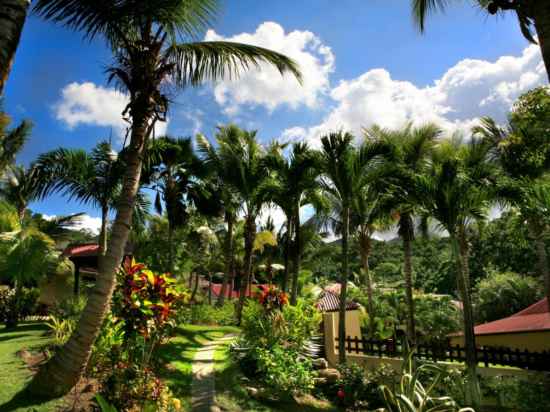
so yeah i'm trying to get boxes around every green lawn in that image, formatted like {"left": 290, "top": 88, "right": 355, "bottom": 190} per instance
{"left": 0, "top": 322, "right": 66, "bottom": 412}
{"left": 214, "top": 343, "right": 338, "bottom": 412}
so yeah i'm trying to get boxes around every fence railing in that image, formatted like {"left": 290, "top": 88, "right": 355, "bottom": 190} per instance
{"left": 335, "top": 336, "right": 550, "bottom": 371}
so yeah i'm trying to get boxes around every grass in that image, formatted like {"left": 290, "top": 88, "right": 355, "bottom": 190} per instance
{"left": 0, "top": 322, "right": 66, "bottom": 412}
{"left": 213, "top": 343, "right": 338, "bottom": 412}
{"left": 156, "top": 324, "right": 240, "bottom": 410}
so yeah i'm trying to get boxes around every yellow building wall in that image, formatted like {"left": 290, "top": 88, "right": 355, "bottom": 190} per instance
{"left": 450, "top": 331, "right": 550, "bottom": 352}
{"left": 323, "top": 310, "right": 362, "bottom": 367}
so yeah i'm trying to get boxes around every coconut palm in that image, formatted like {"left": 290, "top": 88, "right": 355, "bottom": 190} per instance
{"left": 146, "top": 136, "right": 216, "bottom": 274}
{"left": 411, "top": 0, "right": 550, "bottom": 81}
{"left": 196, "top": 132, "right": 241, "bottom": 306}
{"left": 30, "top": 0, "right": 300, "bottom": 395}
{"left": 318, "top": 131, "right": 390, "bottom": 363}
{"left": 207, "top": 125, "right": 271, "bottom": 323}
{"left": 0, "top": 107, "right": 31, "bottom": 175}
{"left": 415, "top": 136, "right": 498, "bottom": 408}
{"left": 265, "top": 142, "right": 320, "bottom": 304}
{"left": 0, "top": 0, "right": 30, "bottom": 95}
{"left": 33, "top": 141, "right": 122, "bottom": 255}
{"left": 365, "top": 123, "right": 441, "bottom": 345}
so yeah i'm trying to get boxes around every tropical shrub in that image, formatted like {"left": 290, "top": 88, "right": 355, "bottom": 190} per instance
{"left": 236, "top": 288, "right": 320, "bottom": 397}
{"left": 379, "top": 354, "right": 474, "bottom": 412}
{"left": 0, "top": 286, "right": 39, "bottom": 327}
{"left": 474, "top": 270, "right": 541, "bottom": 323}
{"left": 46, "top": 315, "right": 75, "bottom": 347}
{"left": 482, "top": 374, "right": 550, "bottom": 412}
{"left": 51, "top": 295, "right": 87, "bottom": 321}
{"left": 95, "top": 259, "right": 187, "bottom": 411}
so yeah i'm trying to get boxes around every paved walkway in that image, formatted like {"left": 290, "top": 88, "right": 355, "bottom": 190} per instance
{"left": 191, "top": 334, "right": 236, "bottom": 412}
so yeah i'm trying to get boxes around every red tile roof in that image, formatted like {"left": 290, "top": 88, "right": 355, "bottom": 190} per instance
{"left": 458, "top": 298, "right": 550, "bottom": 336}
{"left": 63, "top": 244, "right": 99, "bottom": 258}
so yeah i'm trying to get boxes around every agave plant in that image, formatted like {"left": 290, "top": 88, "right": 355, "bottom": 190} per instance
{"left": 379, "top": 352, "right": 475, "bottom": 412}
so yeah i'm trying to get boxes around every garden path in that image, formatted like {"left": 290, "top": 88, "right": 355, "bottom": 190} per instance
{"left": 191, "top": 334, "right": 236, "bottom": 412}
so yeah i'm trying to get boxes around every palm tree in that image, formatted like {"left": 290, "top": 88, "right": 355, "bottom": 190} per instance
{"left": 411, "top": 0, "right": 550, "bottom": 81}
{"left": 197, "top": 132, "right": 241, "bottom": 306}
{"left": 30, "top": 0, "right": 300, "bottom": 395}
{"left": 0, "top": 106, "right": 31, "bottom": 175}
{"left": 33, "top": 141, "right": 122, "bottom": 255}
{"left": 265, "top": 142, "right": 320, "bottom": 304}
{"left": 208, "top": 125, "right": 271, "bottom": 323}
{"left": 318, "top": 131, "right": 389, "bottom": 363}
{"left": 0, "top": 0, "right": 30, "bottom": 95}
{"left": 365, "top": 123, "right": 441, "bottom": 345}
{"left": 146, "top": 136, "right": 215, "bottom": 274}
{"left": 415, "top": 136, "right": 498, "bottom": 408}
{"left": 0, "top": 164, "right": 37, "bottom": 222}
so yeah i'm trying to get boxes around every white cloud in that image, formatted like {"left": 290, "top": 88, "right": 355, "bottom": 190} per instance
{"left": 205, "top": 21, "right": 334, "bottom": 115}
{"left": 43, "top": 213, "right": 102, "bottom": 235}
{"left": 55, "top": 82, "right": 168, "bottom": 139}
{"left": 286, "top": 45, "right": 546, "bottom": 146}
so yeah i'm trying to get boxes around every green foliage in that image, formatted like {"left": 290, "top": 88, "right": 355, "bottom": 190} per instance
{"left": 379, "top": 353, "right": 474, "bottom": 412}
{"left": 474, "top": 270, "right": 542, "bottom": 323}
{"left": 51, "top": 295, "right": 87, "bottom": 321}
{"left": 46, "top": 315, "right": 75, "bottom": 347}
{"left": 482, "top": 374, "right": 550, "bottom": 412}
{"left": 178, "top": 301, "right": 236, "bottom": 326}
{"left": 332, "top": 363, "right": 397, "bottom": 410}
{"left": 0, "top": 286, "right": 39, "bottom": 328}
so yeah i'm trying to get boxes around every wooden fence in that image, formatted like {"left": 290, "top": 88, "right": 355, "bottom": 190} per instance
{"left": 336, "top": 336, "right": 550, "bottom": 371}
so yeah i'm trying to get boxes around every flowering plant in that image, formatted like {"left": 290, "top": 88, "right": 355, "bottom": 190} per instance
{"left": 257, "top": 286, "right": 288, "bottom": 312}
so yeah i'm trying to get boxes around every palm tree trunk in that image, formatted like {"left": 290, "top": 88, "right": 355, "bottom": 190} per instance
{"left": 534, "top": 2, "right": 550, "bottom": 82}
{"left": 0, "top": 0, "right": 29, "bottom": 96}
{"left": 28, "top": 113, "right": 150, "bottom": 397}
{"left": 401, "top": 214, "right": 416, "bottom": 345}
{"left": 359, "top": 229, "right": 375, "bottom": 338}
{"left": 290, "top": 204, "right": 301, "bottom": 305}
{"left": 529, "top": 219, "right": 550, "bottom": 311}
{"left": 282, "top": 218, "right": 292, "bottom": 293}
{"left": 190, "top": 271, "right": 200, "bottom": 302}
{"left": 454, "top": 229, "right": 481, "bottom": 409}
{"left": 338, "top": 206, "right": 350, "bottom": 364}
{"left": 98, "top": 204, "right": 109, "bottom": 256}
{"left": 236, "top": 214, "right": 255, "bottom": 324}
{"left": 167, "top": 221, "right": 174, "bottom": 274}
{"left": 217, "top": 212, "right": 234, "bottom": 306}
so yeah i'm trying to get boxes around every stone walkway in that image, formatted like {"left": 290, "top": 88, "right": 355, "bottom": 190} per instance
{"left": 191, "top": 334, "right": 236, "bottom": 412}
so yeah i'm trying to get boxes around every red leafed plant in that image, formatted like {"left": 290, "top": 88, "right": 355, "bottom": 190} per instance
{"left": 257, "top": 286, "right": 288, "bottom": 312}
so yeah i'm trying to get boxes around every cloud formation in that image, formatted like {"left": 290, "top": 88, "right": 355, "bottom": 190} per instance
{"left": 43, "top": 213, "right": 102, "bottom": 235}
{"left": 205, "top": 22, "right": 334, "bottom": 115}
{"left": 55, "top": 82, "right": 168, "bottom": 139}
{"left": 283, "top": 44, "right": 546, "bottom": 146}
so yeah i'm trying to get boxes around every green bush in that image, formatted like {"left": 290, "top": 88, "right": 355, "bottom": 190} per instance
{"left": 178, "top": 301, "right": 236, "bottom": 326}
{"left": 0, "top": 286, "right": 39, "bottom": 328}
{"left": 474, "top": 270, "right": 542, "bottom": 323}
{"left": 51, "top": 295, "right": 87, "bottom": 322}
{"left": 482, "top": 374, "right": 550, "bottom": 412}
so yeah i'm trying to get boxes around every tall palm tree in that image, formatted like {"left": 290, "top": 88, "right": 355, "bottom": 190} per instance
{"left": 33, "top": 141, "right": 122, "bottom": 255}
{"left": 208, "top": 125, "right": 271, "bottom": 323}
{"left": 30, "top": 0, "right": 300, "bottom": 395}
{"left": 146, "top": 136, "right": 215, "bottom": 274}
{"left": 197, "top": 132, "right": 241, "bottom": 306}
{"left": 415, "top": 136, "right": 497, "bottom": 408}
{"left": 0, "top": 0, "right": 30, "bottom": 95}
{"left": 0, "top": 106, "right": 31, "bottom": 176}
{"left": 411, "top": 0, "right": 550, "bottom": 81}
{"left": 365, "top": 123, "right": 441, "bottom": 345}
{"left": 265, "top": 142, "right": 320, "bottom": 304}
{"left": 318, "top": 131, "right": 389, "bottom": 363}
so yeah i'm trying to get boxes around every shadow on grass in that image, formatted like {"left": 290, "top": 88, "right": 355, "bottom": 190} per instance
{"left": 0, "top": 387, "right": 63, "bottom": 412}
{"left": 0, "top": 323, "right": 49, "bottom": 335}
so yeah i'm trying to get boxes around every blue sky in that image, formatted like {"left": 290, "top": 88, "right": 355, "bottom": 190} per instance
{"left": 3, "top": 0, "right": 546, "bottom": 232}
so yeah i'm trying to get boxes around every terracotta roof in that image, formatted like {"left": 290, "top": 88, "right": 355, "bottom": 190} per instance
{"left": 316, "top": 291, "right": 360, "bottom": 312}
{"left": 453, "top": 298, "right": 550, "bottom": 337}
{"left": 63, "top": 244, "right": 99, "bottom": 258}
